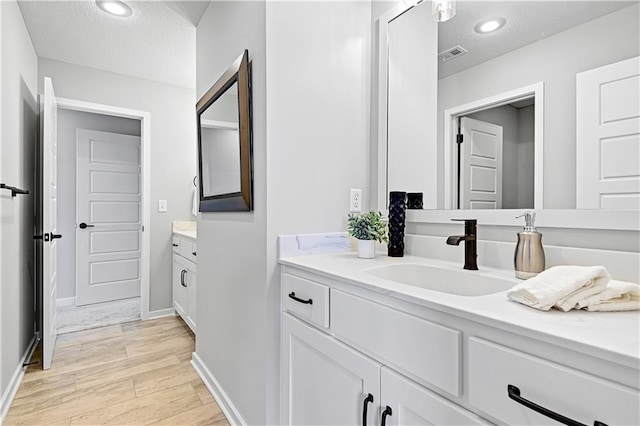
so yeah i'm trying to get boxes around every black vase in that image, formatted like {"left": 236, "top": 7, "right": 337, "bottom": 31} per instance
{"left": 406, "top": 192, "right": 424, "bottom": 209}
{"left": 388, "top": 191, "right": 406, "bottom": 257}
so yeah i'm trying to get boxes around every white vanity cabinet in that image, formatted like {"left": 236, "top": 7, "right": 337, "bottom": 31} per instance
{"left": 280, "top": 271, "right": 487, "bottom": 426}
{"left": 280, "top": 265, "right": 640, "bottom": 426}
{"left": 172, "top": 234, "right": 197, "bottom": 333}
{"left": 282, "top": 313, "right": 381, "bottom": 426}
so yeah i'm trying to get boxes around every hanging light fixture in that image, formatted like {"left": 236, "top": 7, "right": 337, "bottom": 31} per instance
{"left": 432, "top": 0, "right": 456, "bottom": 22}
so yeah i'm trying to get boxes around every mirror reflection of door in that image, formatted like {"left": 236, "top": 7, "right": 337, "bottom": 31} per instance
{"left": 200, "top": 81, "right": 241, "bottom": 197}
{"left": 457, "top": 98, "right": 535, "bottom": 209}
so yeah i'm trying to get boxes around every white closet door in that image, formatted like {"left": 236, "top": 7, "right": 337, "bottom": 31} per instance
{"left": 577, "top": 56, "right": 640, "bottom": 209}
{"left": 460, "top": 117, "right": 504, "bottom": 209}
{"left": 76, "top": 129, "right": 141, "bottom": 305}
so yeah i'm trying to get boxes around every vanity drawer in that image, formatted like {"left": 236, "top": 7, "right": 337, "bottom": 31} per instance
{"left": 282, "top": 274, "right": 329, "bottom": 328}
{"left": 468, "top": 337, "right": 640, "bottom": 425}
{"left": 331, "top": 290, "right": 461, "bottom": 396}
{"left": 179, "top": 239, "right": 195, "bottom": 262}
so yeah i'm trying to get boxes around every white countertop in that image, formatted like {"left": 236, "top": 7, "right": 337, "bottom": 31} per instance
{"left": 280, "top": 252, "right": 640, "bottom": 369}
{"left": 173, "top": 221, "right": 196, "bottom": 240}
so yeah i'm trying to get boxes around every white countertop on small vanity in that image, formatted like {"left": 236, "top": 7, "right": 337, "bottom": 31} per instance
{"left": 280, "top": 252, "right": 640, "bottom": 369}
{"left": 173, "top": 221, "right": 197, "bottom": 240}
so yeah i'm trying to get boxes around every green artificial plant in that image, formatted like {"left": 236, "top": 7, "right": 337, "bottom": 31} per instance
{"left": 347, "top": 211, "right": 388, "bottom": 243}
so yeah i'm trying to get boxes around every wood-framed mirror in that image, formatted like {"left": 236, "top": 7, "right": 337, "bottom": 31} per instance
{"left": 197, "top": 49, "right": 253, "bottom": 212}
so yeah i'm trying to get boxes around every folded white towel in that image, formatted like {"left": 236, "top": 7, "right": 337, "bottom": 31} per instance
{"left": 578, "top": 280, "right": 640, "bottom": 312}
{"left": 507, "top": 265, "right": 610, "bottom": 311}
{"left": 192, "top": 185, "right": 198, "bottom": 217}
{"left": 554, "top": 275, "right": 609, "bottom": 312}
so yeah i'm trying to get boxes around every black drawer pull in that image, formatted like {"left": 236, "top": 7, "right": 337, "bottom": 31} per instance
{"left": 192, "top": 251, "right": 197, "bottom": 256}
{"left": 381, "top": 406, "right": 392, "bottom": 426}
{"left": 362, "top": 393, "right": 373, "bottom": 426}
{"left": 172, "top": 243, "right": 179, "bottom": 247}
{"left": 507, "top": 385, "right": 607, "bottom": 426}
{"left": 288, "top": 292, "right": 312, "bottom": 305}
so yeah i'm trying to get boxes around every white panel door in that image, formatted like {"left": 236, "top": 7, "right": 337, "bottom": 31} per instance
{"left": 76, "top": 129, "right": 141, "bottom": 305}
{"left": 41, "top": 77, "right": 59, "bottom": 369}
{"left": 281, "top": 313, "right": 381, "bottom": 426}
{"left": 380, "top": 367, "right": 489, "bottom": 426}
{"left": 460, "top": 117, "right": 504, "bottom": 209}
{"left": 577, "top": 56, "right": 640, "bottom": 209}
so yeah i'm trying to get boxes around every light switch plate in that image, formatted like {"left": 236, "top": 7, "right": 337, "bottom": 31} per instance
{"left": 158, "top": 199, "right": 168, "bottom": 212}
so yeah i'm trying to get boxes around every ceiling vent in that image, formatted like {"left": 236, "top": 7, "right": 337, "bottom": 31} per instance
{"left": 438, "top": 45, "right": 468, "bottom": 62}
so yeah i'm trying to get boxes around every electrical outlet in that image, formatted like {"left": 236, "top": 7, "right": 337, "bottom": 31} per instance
{"left": 158, "top": 200, "right": 168, "bottom": 212}
{"left": 350, "top": 189, "right": 362, "bottom": 213}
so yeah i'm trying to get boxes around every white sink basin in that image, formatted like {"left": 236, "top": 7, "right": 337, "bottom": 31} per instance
{"left": 364, "top": 263, "right": 516, "bottom": 296}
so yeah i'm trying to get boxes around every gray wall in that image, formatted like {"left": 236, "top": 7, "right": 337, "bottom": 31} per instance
{"left": 517, "top": 105, "right": 535, "bottom": 208}
{"left": 438, "top": 3, "right": 640, "bottom": 209}
{"left": 0, "top": 0, "right": 37, "bottom": 405}
{"left": 195, "top": 2, "right": 268, "bottom": 425}
{"left": 56, "top": 109, "right": 141, "bottom": 300}
{"left": 195, "top": 1, "right": 371, "bottom": 424}
{"left": 38, "top": 58, "right": 197, "bottom": 313}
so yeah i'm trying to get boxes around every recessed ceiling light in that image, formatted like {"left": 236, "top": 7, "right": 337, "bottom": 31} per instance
{"left": 96, "top": 0, "right": 133, "bottom": 18}
{"left": 475, "top": 17, "right": 506, "bottom": 34}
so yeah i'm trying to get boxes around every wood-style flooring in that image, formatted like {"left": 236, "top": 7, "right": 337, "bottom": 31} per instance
{"left": 4, "top": 316, "right": 229, "bottom": 425}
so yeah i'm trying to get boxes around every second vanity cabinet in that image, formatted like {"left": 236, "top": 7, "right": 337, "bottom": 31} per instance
{"left": 280, "top": 266, "right": 640, "bottom": 426}
{"left": 172, "top": 234, "right": 197, "bottom": 333}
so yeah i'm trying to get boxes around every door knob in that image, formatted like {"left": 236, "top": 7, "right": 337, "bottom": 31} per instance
{"left": 79, "top": 222, "right": 95, "bottom": 229}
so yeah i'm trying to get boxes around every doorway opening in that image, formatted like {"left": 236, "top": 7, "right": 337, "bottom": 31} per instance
{"left": 443, "top": 82, "right": 544, "bottom": 210}
{"left": 55, "top": 97, "right": 151, "bottom": 334}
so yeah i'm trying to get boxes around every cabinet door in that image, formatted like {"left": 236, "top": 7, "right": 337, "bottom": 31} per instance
{"left": 380, "top": 368, "right": 488, "bottom": 426}
{"left": 281, "top": 313, "right": 381, "bottom": 426}
{"left": 186, "top": 265, "right": 197, "bottom": 333}
{"left": 172, "top": 254, "right": 188, "bottom": 317}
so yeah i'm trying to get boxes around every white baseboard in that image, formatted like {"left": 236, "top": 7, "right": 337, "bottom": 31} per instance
{"left": 57, "top": 297, "right": 76, "bottom": 307}
{"left": 147, "top": 308, "right": 175, "bottom": 320}
{"left": 1, "top": 336, "right": 37, "bottom": 423}
{"left": 191, "top": 352, "right": 245, "bottom": 426}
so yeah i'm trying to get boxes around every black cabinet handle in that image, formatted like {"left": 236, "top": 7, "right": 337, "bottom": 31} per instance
{"left": 288, "top": 292, "right": 312, "bottom": 305}
{"left": 381, "top": 406, "right": 392, "bottom": 426}
{"left": 172, "top": 243, "right": 179, "bottom": 247}
{"left": 192, "top": 251, "right": 196, "bottom": 256}
{"left": 362, "top": 393, "right": 373, "bottom": 426}
{"left": 180, "top": 270, "right": 187, "bottom": 287}
{"left": 79, "top": 222, "right": 94, "bottom": 229}
{"left": 507, "top": 385, "right": 606, "bottom": 426}
{"left": 50, "top": 233, "right": 62, "bottom": 240}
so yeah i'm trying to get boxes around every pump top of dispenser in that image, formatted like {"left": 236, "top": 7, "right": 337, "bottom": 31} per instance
{"left": 516, "top": 211, "right": 537, "bottom": 232}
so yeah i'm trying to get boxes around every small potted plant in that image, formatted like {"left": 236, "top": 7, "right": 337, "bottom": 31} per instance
{"left": 347, "top": 211, "right": 388, "bottom": 259}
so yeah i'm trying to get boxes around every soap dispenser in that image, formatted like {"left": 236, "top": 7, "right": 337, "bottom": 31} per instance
{"left": 514, "top": 211, "right": 545, "bottom": 279}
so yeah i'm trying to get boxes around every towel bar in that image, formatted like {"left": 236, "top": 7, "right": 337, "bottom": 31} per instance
{"left": 0, "top": 183, "right": 29, "bottom": 197}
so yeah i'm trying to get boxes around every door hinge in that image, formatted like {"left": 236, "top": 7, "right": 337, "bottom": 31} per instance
{"left": 456, "top": 134, "right": 464, "bottom": 144}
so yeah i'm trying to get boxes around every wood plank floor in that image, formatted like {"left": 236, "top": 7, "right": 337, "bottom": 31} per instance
{"left": 4, "top": 316, "right": 229, "bottom": 425}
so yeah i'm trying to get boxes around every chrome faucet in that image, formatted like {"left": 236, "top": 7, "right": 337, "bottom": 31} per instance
{"left": 446, "top": 219, "right": 478, "bottom": 270}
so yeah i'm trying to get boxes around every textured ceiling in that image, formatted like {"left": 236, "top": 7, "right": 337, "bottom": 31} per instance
{"left": 438, "top": 1, "right": 637, "bottom": 78}
{"left": 17, "top": 0, "right": 210, "bottom": 89}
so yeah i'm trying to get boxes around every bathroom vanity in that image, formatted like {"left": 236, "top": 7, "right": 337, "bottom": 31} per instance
{"left": 172, "top": 222, "right": 197, "bottom": 333}
{"left": 279, "top": 253, "right": 639, "bottom": 426}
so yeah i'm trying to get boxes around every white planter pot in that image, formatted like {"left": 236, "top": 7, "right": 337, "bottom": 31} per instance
{"left": 357, "top": 239, "right": 375, "bottom": 259}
